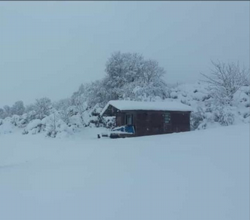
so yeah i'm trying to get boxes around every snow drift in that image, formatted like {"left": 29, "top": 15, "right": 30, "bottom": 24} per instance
{"left": 0, "top": 124, "right": 249, "bottom": 220}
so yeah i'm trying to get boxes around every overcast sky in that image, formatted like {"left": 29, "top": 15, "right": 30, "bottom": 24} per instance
{"left": 0, "top": 1, "right": 249, "bottom": 106}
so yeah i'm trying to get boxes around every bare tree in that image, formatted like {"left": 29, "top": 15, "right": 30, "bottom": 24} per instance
{"left": 201, "top": 61, "right": 249, "bottom": 105}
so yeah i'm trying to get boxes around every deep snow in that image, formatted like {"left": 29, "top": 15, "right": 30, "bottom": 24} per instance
{"left": 0, "top": 125, "right": 249, "bottom": 220}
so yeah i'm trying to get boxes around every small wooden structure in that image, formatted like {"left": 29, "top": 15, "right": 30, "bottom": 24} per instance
{"left": 100, "top": 100, "right": 192, "bottom": 137}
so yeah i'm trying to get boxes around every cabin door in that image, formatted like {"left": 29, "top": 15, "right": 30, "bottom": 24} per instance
{"left": 163, "top": 112, "right": 172, "bottom": 133}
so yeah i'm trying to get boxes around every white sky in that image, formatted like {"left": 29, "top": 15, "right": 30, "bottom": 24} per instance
{"left": 0, "top": 1, "right": 249, "bottom": 106}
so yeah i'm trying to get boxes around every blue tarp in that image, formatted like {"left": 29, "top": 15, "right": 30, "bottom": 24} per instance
{"left": 111, "top": 125, "right": 135, "bottom": 134}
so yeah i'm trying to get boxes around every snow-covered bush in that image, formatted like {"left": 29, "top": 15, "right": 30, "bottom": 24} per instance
{"left": 22, "top": 112, "right": 74, "bottom": 138}
{"left": 0, "top": 117, "right": 16, "bottom": 134}
{"left": 190, "top": 107, "right": 206, "bottom": 130}
{"left": 43, "top": 113, "right": 73, "bottom": 138}
{"left": 171, "top": 81, "right": 250, "bottom": 130}
{"left": 101, "top": 116, "right": 116, "bottom": 129}
{"left": 170, "top": 91, "right": 178, "bottom": 99}
{"left": 213, "top": 106, "right": 235, "bottom": 126}
{"left": 10, "top": 115, "right": 20, "bottom": 127}
{"left": 23, "top": 119, "right": 45, "bottom": 135}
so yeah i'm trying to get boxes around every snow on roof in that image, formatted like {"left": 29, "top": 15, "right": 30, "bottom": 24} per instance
{"left": 101, "top": 100, "right": 192, "bottom": 116}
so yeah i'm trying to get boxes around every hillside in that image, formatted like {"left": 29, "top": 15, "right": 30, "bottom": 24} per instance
{"left": 1, "top": 82, "right": 249, "bottom": 137}
{"left": 0, "top": 124, "right": 249, "bottom": 220}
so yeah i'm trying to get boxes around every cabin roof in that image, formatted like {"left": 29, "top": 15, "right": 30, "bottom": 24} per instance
{"left": 100, "top": 100, "right": 192, "bottom": 116}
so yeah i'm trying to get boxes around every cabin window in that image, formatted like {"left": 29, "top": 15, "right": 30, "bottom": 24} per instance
{"left": 126, "top": 114, "right": 133, "bottom": 125}
{"left": 164, "top": 113, "right": 171, "bottom": 124}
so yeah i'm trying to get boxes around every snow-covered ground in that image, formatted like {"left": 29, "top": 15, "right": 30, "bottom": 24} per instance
{"left": 0, "top": 125, "right": 249, "bottom": 220}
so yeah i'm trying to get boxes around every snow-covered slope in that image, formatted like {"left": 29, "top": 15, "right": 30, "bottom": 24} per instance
{"left": 0, "top": 125, "right": 249, "bottom": 220}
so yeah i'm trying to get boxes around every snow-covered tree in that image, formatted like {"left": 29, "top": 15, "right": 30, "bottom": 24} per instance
{"left": 105, "top": 52, "right": 144, "bottom": 87}
{"left": 3, "top": 105, "right": 11, "bottom": 118}
{"left": 87, "top": 80, "right": 109, "bottom": 108}
{"left": 142, "top": 59, "right": 165, "bottom": 84}
{"left": 25, "top": 104, "right": 36, "bottom": 113}
{"left": 45, "top": 110, "right": 59, "bottom": 138}
{"left": 70, "top": 86, "right": 89, "bottom": 126}
{"left": 11, "top": 101, "right": 25, "bottom": 116}
{"left": 54, "top": 98, "right": 71, "bottom": 125}
{"left": 201, "top": 61, "right": 249, "bottom": 105}
{"left": 103, "top": 51, "right": 168, "bottom": 102}
{"left": 34, "top": 97, "right": 52, "bottom": 119}
{"left": 0, "top": 108, "right": 5, "bottom": 119}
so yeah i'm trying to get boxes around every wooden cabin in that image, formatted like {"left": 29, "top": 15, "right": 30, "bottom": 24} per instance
{"left": 100, "top": 100, "right": 192, "bottom": 137}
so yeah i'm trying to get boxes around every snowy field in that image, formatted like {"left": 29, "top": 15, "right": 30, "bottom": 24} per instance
{"left": 0, "top": 125, "right": 249, "bottom": 220}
